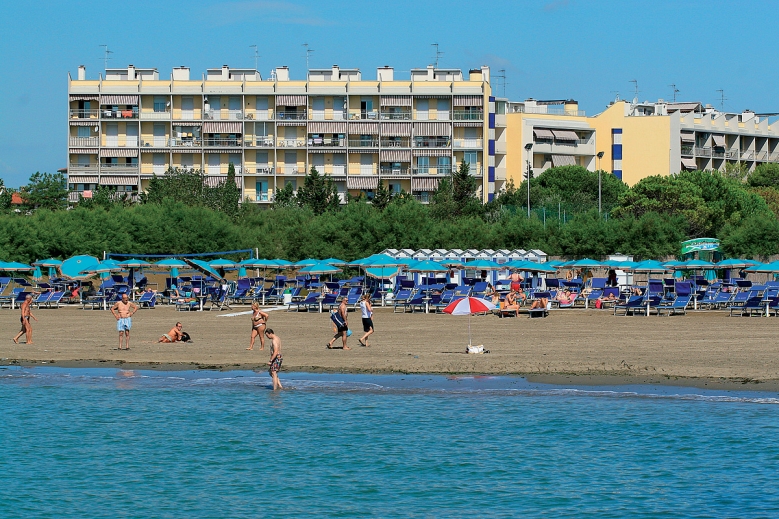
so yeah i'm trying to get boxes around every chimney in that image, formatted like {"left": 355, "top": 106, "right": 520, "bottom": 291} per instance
{"left": 77, "top": 65, "right": 86, "bottom": 80}
{"left": 128, "top": 64, "right": 136, "bottom": 79}
{"left": 222, "top": 65, "right": 230, "bottom": 79}
{"left": 331, "top": 64, "right": 340, "bottom": 80}
{"left": 480, "top": 65, "right": 490, "bottom": 83}
{"left": 275, "top": 66, "right": 289, "bottom": 81}
{"left": 377, "top": 66, "right": 394, "bottom": 81}
{"left": 172, "top": 66, "right": 190, "bottom": 81}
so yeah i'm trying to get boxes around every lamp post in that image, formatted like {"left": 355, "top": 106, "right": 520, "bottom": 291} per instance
{"left": 597, "top": 151, "right": 605, "bottom": 215}
{"left": 525, "top": 142, "right": 533, "bottom": 217}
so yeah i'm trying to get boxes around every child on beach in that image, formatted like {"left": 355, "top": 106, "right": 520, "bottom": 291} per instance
{"left": 265, "top": 328, "right": 283, "bottom": 390}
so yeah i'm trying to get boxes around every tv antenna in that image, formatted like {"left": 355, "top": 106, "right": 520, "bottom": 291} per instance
{"left": 610, "top": 90, "right": 621, "bottom": 102}
{"left": 495, "top": 69, "right": 507, "bottom": 97}
{"left": 99, "top": 45, "right": 113, "bottom": 72}
{"left": 716, "top": 89, "right": 727, "bottom": 111}
{"left": 250, "top": 45, "right": 260, "bottom": 71}
{"left": 302, "top": 43, "right": 314, "bottom": 73}
{"left": 431, "top": 43, "right": 443, "bottom": 69}
{"left": 629, "top": 79, "right": 639, "bottom": 101}
{"left": 669, "top": 83, "right": 680, "bottom": 102}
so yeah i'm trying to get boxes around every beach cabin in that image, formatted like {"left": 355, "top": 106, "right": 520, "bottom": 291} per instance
{"left": 380, "top": 248, "right": 400, "bottom": 258}
{"left": 413, "top": 249, "right": 432, "bottom": 262}
{"left": 429, "top": 250, "right": 445, "bottom": 263}
{"left": 399, "top": 249, "right": 415, "bottom": 259}
{"left": 608, "top": 253, "right": 634, "bottom": 286}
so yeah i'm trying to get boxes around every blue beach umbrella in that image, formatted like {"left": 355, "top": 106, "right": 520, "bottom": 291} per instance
{"left": 406, "top": 260, "right": 448, "bottom": 272}
{"left": 154, "top": 258, "right": 189, "bottom": 268}
{"left": 716, "top": 258, "right": 758, "bottom": 269}
{"left": 33, "top": 258, "right": 63, "bottom": 268}
{"left": 1, "top": 261, "right": 34, "bottom": 272}
{"left": 271, "top": 259, "right": 294, "bottom": 269}
{"left": 298, "top": 262, "right": 343, "bottom": 275}
{"left": 184, "top": 258, "right": 224, "bottom": 281}
{"left": 118, "top": 258, "right": 153, "bottom": 269}
{"left": 32, "top": 266, "right": 43, "bottom": 280}
{"left": 322, "top": 257, "right": 347, "bottom": 266}
{"left": 569, "top": 258, "right": 605, "bottom": 269}
{"left": 60, "top": 255, "right": 100, "bottom": 279}
{"left": 294, "top": 258, "right": 321, "bottom": 267}
{"left": 464, "top": 259, "right": 501, "bottom": 270}
{"left": 209, "top": 258, "right": 236, "bottom": 269}
{"left": 362, "top": 254, "right": 403, "bottom": 268}
{"left": 745, "top": 261, "right": 779, "bottom": 273}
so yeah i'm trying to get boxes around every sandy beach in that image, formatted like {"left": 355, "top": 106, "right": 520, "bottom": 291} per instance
{"left": 2, "top": 304, "right": 778, "bottom": 390}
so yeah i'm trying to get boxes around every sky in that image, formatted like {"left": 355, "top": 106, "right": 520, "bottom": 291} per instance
{"left": 1, "top": 0, "right": 777, "bottom": 187}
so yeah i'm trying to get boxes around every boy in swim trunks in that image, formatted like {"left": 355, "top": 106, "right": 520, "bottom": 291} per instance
{"left": 111, "top": 293, "right": 138, "bottom": 350}
{"left": 265, "top": 328, "right": 283, "bottom": 390}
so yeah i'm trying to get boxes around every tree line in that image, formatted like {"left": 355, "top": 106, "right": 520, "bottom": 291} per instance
{"left": 2, "top": 162, "right": 779, "bottom": 262}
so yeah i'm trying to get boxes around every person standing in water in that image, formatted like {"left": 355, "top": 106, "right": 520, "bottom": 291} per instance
{"left": 265, "top": 328, "right": 283, "bottom": 390}
{"left": 247, "top": 302, "right": 269, "bottom": 350}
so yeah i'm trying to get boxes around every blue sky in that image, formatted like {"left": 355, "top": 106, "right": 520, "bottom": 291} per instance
{"left": 1, "top": 0, "right": 777, "bottom": 187}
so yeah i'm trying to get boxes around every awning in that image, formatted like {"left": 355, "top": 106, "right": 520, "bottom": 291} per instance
{"left": 100, "top": 148, "right": 138, "bottom": 158}
{"left": 69, "top": 94, "right": 99, "bottom": 101}
{"left": 69, "top": 120, "right": 98, "bottom": 126}
{"left": 414, "top": 122, "right": 450, "bottom": 136}
{"left": 681, "top": 158, "right": 698, "bottom": 169}
{"left": 413, "top": 95, "right": 448, "bottom": 99}
{"left": 380, "top": 149, "right": 411, "bottom": 162}
{"left": 551, "top": 154, "right": 576, "bottom": 167}
{"left": 411, "top": 177, "right": 440, "bottom": 191}
{"left": 533, "top": 128, "right": 554, "bottom": 140}
{"left": 381, "top": 122, "right": 411, "bottom": 136}
{"left": 173, "top": 122, "right": 203, "bottom": 127}
{"left": 276, "top": 120, "right": 307, "bottom": 126}
{"left": 68, "top": 175, "right": 98, "bottom": 183}
{"left": 276, "top": 95, "right": 307, "bottom": 106}
{"left": 69, "top": 148, "right": 98, "bottom": 154}
{"left": 680, "top": 132, "right": 695, "bottom": 142}
{"left": 347, "top": 176, "right": 379, "bottom": 190}
{"left": 99, "top": 176, "right": 138, "bottom": 185}
{"left": 348, "top": 122, "right": 379, "bottom": 134}
{"left": 173, "top": 148, "right": 203, "bottom": 154}
{"left": 101, "top": 95, "right": 138, "bottom": 105}
{"left": 308, "top": 148, "right": 339, "bottom": 154}
{"left": 552, "top": 129, "right": 579, "bottom": 142}
{"left": 453, "top": 120, "right": 483, "bottom": 127}
{"left": 308, "top": 121, "right": 347, "bottom": 133}
{"left": 140, "top": 147, "right": 169, "bottom": 153}
{"left": 380, "top": 95, "right": 412, "bottom": 107}
{"left": 712, "top": 134, "right": 726, "bottom": 147}
{"left": 453, "top": 95, "right": 483, "bottom": 106}
{"left": 413, "top": 149, "right": 452, "bottom": 157}
{"left": 202, "top": 121, "right": 242, "bottom": 133}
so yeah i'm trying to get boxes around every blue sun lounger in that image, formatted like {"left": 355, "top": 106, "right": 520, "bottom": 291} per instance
{"left": 656, "top": 295, "right": 691, "bottom": 316}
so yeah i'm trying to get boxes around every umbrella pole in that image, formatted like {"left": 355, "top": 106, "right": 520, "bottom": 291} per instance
{"left": 468, "top": 312, "right": 472, "bottom": 347}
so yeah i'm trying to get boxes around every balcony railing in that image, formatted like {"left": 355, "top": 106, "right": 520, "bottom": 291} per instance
{"left": 69, "top": 137, "right": 99, "bottom": 147}
{"left": 413, "top": 138, "right": 451, "bottom": 148}
{"left": 104, "top": 137, "right": 140, "bottom": 147}
{"left": 245, "top": 137, "right": 275, "bottom": 147}
{"left": 322, "top": 165, "right": 347, "bottom": 176}
{"left": 380, "top": 111, "right": 412, "bottom": 120}
{"left": 69, "top": 109, "right": 100, "bottom": 119}
{"left": 277, "top": 139, "right": 306, "bottom": 147}
{"left": 172, "top": 109, "right": 202, "bottom": 120}
{"left": 348, "top": 139, "right": 379, "bottom": 147}
{"left": 244, "top": 109, "right": 273, "bottom": 121}
{"left": 101, "top": 109, "right": 138, "bottom": 119}
{"left": 203, "top": 138, "right": 242, "bottom": 147}
{"left": 379, "top": 167, "right": 411, "bottom": 176}
{"left": 170, "top": 138, "right": 201, "bottom": 147}
{"left": 140, "top": 110, "right": 171, "bottom": 120}
{"left": 278, "top": 165, "right": 302, "bottom": 174}
{"left": 412, "top": 165, "right": 483, "bottom": 176}
{"left": 380, "top": 138, "right": 411, "bottom": 148}
{"left": 453, "top": 110, "right": 483, "bottom": 121}
{"left": 513, "top": 106, "right": 586, "bottom": 117}
{"left": 349, "top": 110, "right": 379, "bottom": 120}
{"left": 309, "top": 111, "right": 347, "bottom": 121}
{"left": 254, "top": 166, "right": 275, "bottom": 174}
{"left": 453, "top": 138, "right": 483, "bottom": 148}
{"left": 204, "top": 110, "right": 244, "bottom": 120}
{"left": 140, "top": 138, "right": 168, "bottom": 147}
{"left": 308, "top": 137, "right": 346, "bottom": 147}
{"left": 694, "top": 146, "right": 738, "bottom": 159}
{"left": 68, "top": 163, "right": 99, "bottom": 172}
{"left": 413, "top": 193, "right": 432, "bottom": 203}
{"left": 276, "top": 111, "right": 307, "bottom": 120}
{"left": 681, "top": 146, "right": 694, "bottom": 156}
{"left": 348, "top": 166, "right": 379, "bottom": 175}
{"left": 100, "top": 163, "right": 139, "bottom": 172}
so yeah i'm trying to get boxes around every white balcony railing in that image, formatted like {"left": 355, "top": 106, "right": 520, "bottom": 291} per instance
{"left": 69, "top": 137, "right": 99, "bottom": 147}
{"left": 379, "top": 168, "right": 411, "bottom": 176}
{"left": 101, "top": 109, "right": 138, "bottom": 119}
{"left": 308, "top": 137, "right": 346, "bottom": 147}
{"left": 69, "top": 109, "right": 100, "bottom": 119}
{"left": 203, "top": 138, "right": 242, "bottom": 147}
{"left": 172, "top": 109, "right": 202, "bottom": 120}
{"left": 379, "top": 111, "right": 412, "bottom": 120}
{"left": 277, "top": 139, "right": 306, "bottom": 147}
{"left": 453, "top": 110, "right": 483, "bottom": 121}
{"left": 100, "top": 163, "right": 139, "bottom": 172}
{"left": 104, "top": 137, "right": 140, "bottom": 147}
{"left": 279, "top": 165, "right": 302, "bottom": 174}
{"left": 140, "top": 138, "right": 169, "bottom": 147}
{"left": 349, "top": 110, "right": 379, "bottom": 120}
{"left": 453, "top": 138, "right": 483, "bottom": 148}
{"left": 246, "top": 137, "right": 275, "bottom": 147}
{"left": 413, "top": 138, "right": 450, "bottom": 148}
{"left": 348, "top": 139, "right": 379, "bottom": 147}
{"left": 140, "top": 110, "right": 171, "bottom": 120}
{"left": 245, "top": 109, "right": 273, "bottom": 121}
{"left": 276, "top": 111, "right": 307, "bottom": 120}
{"left": 68, "top": 163, "right": 99, "bottom": 172}
{"left": 380, "top": 139, "right": 411, "bottom": 148}
{"left": 170, "top": 138, "right": 201, "bottom": 147}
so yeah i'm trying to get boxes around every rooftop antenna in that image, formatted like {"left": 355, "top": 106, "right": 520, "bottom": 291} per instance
{"left": 716, "top": 89, "right": 727, "bottom": 111}
{"left": 431, "top": 43, "right": 443, "bottom": 69}
{"left": 669, "top": 83, "right": 680, "bottom": 102}
{"left": 250, "top": 45, "right": 260, "bottom": 71}
{"left": 610, "top": 90, "right": 621, "bottom": 102}
{"left": 99, "top": 44, "right": 113, "bottom": 72}
{"left": 302, "top": 43, "right": 314, "bottom": 76}
{"left": 495, "top": 69, "right": 507, "bottom": 97}
{"left": 629, "top": 79, "right": 639, "bottom": 101}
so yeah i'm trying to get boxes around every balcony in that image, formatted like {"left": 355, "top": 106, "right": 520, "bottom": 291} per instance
{"left": 348, "top": 166, "right": 378, "bottom": 175}
{"left": 321, "top": 165, "right": 347, "bottom": 176}
{"left": 278, "top": 165, "right": 303, "bottom": 175}
{"left": 100, "top": 163, "right": 139, "bottom": 173}
{"left": 514, "top": 106, "right": 586, "bottom": 117}
{"left": 453, "top": 110, "right": 483, "bottom": 121}
{"left": 170, "top": 138, "right": 201, "bottom": 147}
{"left": 379, "top": 167, "right": 411, "bottom": 177}
{"left": 413, "top": 193, "right": 432, "bottom": 203}
{"left": 203, "top": 137, "right": 242, "bottom": 147}
{"left": 101, "top": 108, "right": 138, "bottom": 119}
{"left": 379, "top": 111, "right": 412, "bottom": 120}
{"left": 69, "top": 137, "right": 99, "bottom": 147}
{"left": 348, "top": 139, "right": 379, "bottom": 147}
{"left": 103, "top": 137, "right": 140, "bottom": 147}
{"left": 140, "top": 138, "right": 169, "bottom": 147}
{"left": 140, "top": 110, "right": 171, "bottom": 120}
{"left": 308, "top": 136, "right": 346, "bottom": 147}
{"left": 172, "top": 109, "right": 202, "bottom": 120}
{"left": 277, "top": 138, "right": 306, "bottom": 148}
{"left": 68, "top": 163, "right": 99, "bottom": 173}
{"left": 681, "top": 145, "right": 694, "bottom": 157}
{"left": 245, "top": 109, "right": 274, "bottom": 121}
{"left": 531, "top": 139, "right": 595, "bottom": 156}
{"left": 693, "top": 146, "right": 738, "bottom": 159}
{"left": 413, "top": 138, "right": 450, "bottom": 148}
{"left": 68, "top": 192, "right": 80, "bottom": 203}
{"left": 494, "top": 140, "right": 506, "bottom": 154}
{"left": 349, "top": 110, "right": 379, "bottom": 120}
{"left": 245, "top": 137, "right": 275, "bottom": 147}
{"left": 309, "top": 111, "right": 347, "bottom": 121}
{"left": 253, "top": 166, "right": 275, "bottom": 174}
{"left": 453, "top": 138, "right": 483, "bottom": 149}
{"left": 276, "top": 111, "right": 307, "bottom": 121}
{"left": 69, "top": 109, "right": 100, "bottom": 119}
{"left": 412, "top": 167, "right": 455, "bottom": 176}
{"left": 204, "top": 109, "right": 244, "bottom": 121}
{"left": 380, "top": 138, "right": 411, "bottom": 148}
{"left": 141, "top": 165, "right": 169, "bottom": 175}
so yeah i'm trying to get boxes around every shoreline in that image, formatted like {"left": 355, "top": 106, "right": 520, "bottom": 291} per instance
{"left": 3, "top": 359, "right": 778, "bottom": 393}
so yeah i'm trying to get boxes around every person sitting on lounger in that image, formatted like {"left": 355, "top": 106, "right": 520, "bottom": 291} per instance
{"left": 530, "top": 296, "right": 548, "bottom": 311}
{"left": 159, "top": 322, "right": 185, "bottom": 343}
{"left": 555, "top": 289, "right": 576, "bottom": 305}
{"left": 485, "top": 283, "right": 500, "bottom": 306}
{"left": 503, "top": 290, "right": 519, "bottom": 317}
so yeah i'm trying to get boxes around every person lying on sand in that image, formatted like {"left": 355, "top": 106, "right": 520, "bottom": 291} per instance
{"left": 158, "top": 322, "right": 184, "bottom": 343}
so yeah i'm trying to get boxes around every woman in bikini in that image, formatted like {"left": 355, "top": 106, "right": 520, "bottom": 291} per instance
{"left": 247, "top": 302, "right": 269, "bottom": 350}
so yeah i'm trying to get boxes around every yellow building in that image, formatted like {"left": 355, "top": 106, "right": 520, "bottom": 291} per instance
{"left": 67, "top": 64, "right": 498, "bottom": 204}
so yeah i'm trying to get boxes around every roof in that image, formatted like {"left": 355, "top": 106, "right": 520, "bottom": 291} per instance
{"left": 11, "top": 193, "right": 25, "bottom": 205}
{"left": 666, "top": 102, "right": 703, "bottom": 113}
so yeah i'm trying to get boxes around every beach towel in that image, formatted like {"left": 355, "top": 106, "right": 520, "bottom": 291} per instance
{"left": 330, "top": 310, "right": 347, "bottom": 331}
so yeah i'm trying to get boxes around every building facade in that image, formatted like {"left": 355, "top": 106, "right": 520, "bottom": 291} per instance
{"left": 67, "top": 64, "right": 499, "bottom": 203}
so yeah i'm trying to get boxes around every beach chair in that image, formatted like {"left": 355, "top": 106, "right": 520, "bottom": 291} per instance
{"left": 392, "top": 289, "right": 413, "bottom": 313}
{"left": 728, "top": 296, "right": 764, "bottom": 317}
{"left": 32, "top": 292, "right": 52, "bottom": 308}
{"left": 403, "top": 292, "right": 426, "bottom": 313}
{"left": 208, "top": 287, "right": 231, "bottom": 311}
{"left": 613, "top": 295, "right": 646, "bottom": 316}
{"left": 431, "top": 289, "right": 455, "bottom": 313}
{"left": 527, "top": 291, "right": 551, "bottom": 318}
{"left": 471, "top": 282, "right": 488, "bottom": 298}
{"left": 287, "top": 291, "right": 321, "bottom": 312}
{"left": 656, "top": 295, "right": 691, "bottom": 316}
{"left": 43, "top": 291, "right": 66, "bottom": 309}
{"left": 0, "top": 288, "right": 23, "bottom": 308}
{"left": 175, "top": 298, "right": 199, "bottom": 311}
{"left": 137, "top": 291, "right": 156, "bottom": 309}
{"left": 320, "top": 293, "right": 339, "bottom": 312}
{"left": 453, "top": 286, "right": 471, "bottom": 298}
{"left": 345, "top": 289, "right": 362, "bottom": 310}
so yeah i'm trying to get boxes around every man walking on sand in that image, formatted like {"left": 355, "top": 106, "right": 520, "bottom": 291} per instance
{"left": 13, "top": 294, "right": 37, "bottom": 344}
{"left": 327, "top": 298, "right": 351, "bottom": 350}
{"left": 111, "top": 293, "right": 138, "bottom": 350}
{"left": 265, "top": 328, "right": 283, "bottom": 390}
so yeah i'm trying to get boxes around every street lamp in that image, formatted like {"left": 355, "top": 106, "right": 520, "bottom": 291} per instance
{"left": 597, "top": 151, "right": 605, "bottom": 215}
{"left": 525, "top": 143, "right": 533, "bottom": 217}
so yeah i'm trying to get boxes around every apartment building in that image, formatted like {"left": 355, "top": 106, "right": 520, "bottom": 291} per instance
{"left": 67, "top": 63, "right": 499, "bottom": 203}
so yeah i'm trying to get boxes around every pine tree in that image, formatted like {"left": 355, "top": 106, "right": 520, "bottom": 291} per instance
{"left": 296, "top": 166, "right": 341, "bottom": 214}
{"left": 372, "top": 179, "right": 391, "bottom": 210}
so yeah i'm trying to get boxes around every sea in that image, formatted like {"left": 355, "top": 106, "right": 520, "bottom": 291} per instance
{"left": 1, "top": 366, "right": 778, "bottom": 518}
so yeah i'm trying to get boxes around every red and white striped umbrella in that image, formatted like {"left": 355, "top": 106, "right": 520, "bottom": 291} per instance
{"left": 443, "top": 297, "right": 496, "bottom": 347}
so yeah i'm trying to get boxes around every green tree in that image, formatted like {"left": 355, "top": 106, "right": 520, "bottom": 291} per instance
{"left": 0, "top": 179, "right": 12, "bottom": 211}
{"left": 22, "top": 172, "right": 69, "bottom": 211}
{"left": 371, "top": 179, "right": 391, "bottom": 210}
{"left": 272, "top": 182, "right": 296, "bottom": 209}
{"left": 722, "top": 161, "right": 749, "bottom": 182}
{"left": 295, "top": 166, "right": 340, "bottom": 215}
{"left": 747, "top": 163, "right": 779, "bottom": 188}
{"left": 141, "top": 167, "right": 208, "bottom": 206}
{"left": 216, "top": 162, "right": 242, "bottom": 218}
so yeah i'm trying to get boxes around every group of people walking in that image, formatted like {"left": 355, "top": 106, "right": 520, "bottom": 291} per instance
{"left": 326, "top": 294, "right": 374, "bottom": 349}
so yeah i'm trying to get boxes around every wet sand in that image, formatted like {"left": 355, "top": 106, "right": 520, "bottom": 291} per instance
{"left": 2, "top": 304, "right": 778, "bottom": 391}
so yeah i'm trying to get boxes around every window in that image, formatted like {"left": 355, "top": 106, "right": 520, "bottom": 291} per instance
{"left": 154, "top": 96, "right": 167, "bottom": 113}
{"left": 77, "top": 126, "right": 91, "bottom": 138}
{"left": 437, "top": 156, "right": 451, "bottom": 174}
{"left": 417, "top": 156, "right": 429, "bottom": 174}
{"left": 416, "top": 99, "right": 429, "bottom": 121}
{"left": 256, "top": 180, "right": 268, "bottom": 201}
{"left": 463, "top": 152, "right": 477, "bottom": 165}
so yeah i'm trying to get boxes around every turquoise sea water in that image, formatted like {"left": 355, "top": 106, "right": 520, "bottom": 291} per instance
{"left": 1, "top": 367, "right": 778, "bottom": 518}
